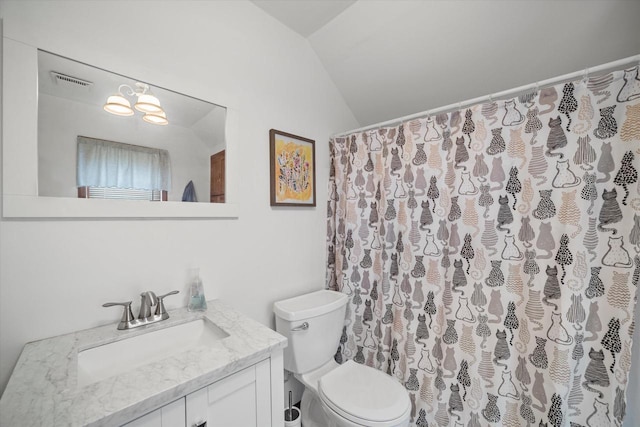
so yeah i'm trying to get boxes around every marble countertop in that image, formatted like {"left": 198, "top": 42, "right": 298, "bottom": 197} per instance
{"left": 0, "top": 300, "right": 287, "bottom": 426}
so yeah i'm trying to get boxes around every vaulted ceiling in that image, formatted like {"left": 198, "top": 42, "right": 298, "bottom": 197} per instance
{"left": 252, "top": 0, "right": 640, "bottom": 131}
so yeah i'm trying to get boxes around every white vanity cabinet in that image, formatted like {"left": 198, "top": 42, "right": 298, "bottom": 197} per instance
{"left": 123, "top": 359, "right": 272, "bottom": 427}
{"left": 123, "top": 398, "right": 186, "bottom": 427}
{"left": 0, "top": 301, "right": 287, "bottom": 426}
{"left": 187, "top": 359, "right": 271, "bottom": 427}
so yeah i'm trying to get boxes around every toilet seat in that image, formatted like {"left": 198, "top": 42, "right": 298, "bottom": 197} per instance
{"left": 318, "top": 360, "right": 411, "bottom": 426}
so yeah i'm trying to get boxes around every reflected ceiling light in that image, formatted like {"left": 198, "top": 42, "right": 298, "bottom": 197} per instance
{"left": 103, "top": 94, "right": 134, "bottom": 116}
{"left": 135, "top": 92, "right": 163, "bottom": 114}
{"left": 103, "top": 82, "right": 168, "bottom": 125}
{"left": 143, "top": 111, "right": 168, "bottom": 126}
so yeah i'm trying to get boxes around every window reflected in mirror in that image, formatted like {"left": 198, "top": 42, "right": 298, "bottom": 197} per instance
{"left": 37, "top": 50, "right": 226, "bottom": 203}
{"left": 76, "top": 136, "right": 170, "bottom": 201}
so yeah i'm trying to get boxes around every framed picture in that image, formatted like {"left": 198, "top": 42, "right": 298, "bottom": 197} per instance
{"left": 270, "top": 129, "right": 316, "bottom": 207}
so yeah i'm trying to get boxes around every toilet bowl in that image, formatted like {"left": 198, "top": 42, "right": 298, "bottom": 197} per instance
{"left": 274, "top": 290, "right": 411, "bottom": 427}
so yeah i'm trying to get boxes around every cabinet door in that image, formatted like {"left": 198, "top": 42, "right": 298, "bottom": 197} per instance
{"left": 186, "top": 360, "right": 271, "bottom": 427}
{"left": 122, "top": 398, "right": 185, "bottom": 427}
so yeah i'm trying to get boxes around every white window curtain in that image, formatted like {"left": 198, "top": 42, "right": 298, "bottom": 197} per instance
{"left": 76, "top": 136, "right": 171, "bottom": 191}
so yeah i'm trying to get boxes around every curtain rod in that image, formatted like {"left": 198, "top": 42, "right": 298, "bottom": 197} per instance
{"left": 333, "top": 54, "right": 640, "bottom": 138}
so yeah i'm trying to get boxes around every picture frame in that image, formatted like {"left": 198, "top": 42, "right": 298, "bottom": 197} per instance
{"left": 269, "top": 129, "right": 316, "bottom": 207}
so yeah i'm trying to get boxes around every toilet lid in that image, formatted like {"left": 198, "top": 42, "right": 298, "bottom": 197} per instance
{"left": 318, "top": 360, "right": 410, "bottom": 424}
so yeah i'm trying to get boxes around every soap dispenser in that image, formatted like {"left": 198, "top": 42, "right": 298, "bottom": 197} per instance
{"left": 187, "top": 268, "right": 207, "bottom": 312}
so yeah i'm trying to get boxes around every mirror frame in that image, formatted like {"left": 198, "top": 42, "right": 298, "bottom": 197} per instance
{"left": 2, "top": 37, "right": 239, "bottom": 218}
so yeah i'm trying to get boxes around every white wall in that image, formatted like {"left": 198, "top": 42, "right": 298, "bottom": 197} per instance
{"left": 193, "top": 107, "right": 227, "bottom": 158}
{"left": 0, "top": 0, "right": 358, "bottom": 395}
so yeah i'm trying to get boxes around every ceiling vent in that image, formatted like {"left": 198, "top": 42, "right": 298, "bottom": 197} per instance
{"left": 50, "top": 71, "right": 93, "bottom": 88}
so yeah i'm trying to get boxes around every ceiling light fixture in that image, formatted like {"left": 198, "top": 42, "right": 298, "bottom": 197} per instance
{"left": 104, "top": 82, "right": 168, "bottom": 125}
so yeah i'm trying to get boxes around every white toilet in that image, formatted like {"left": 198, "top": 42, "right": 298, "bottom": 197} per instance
{"left": 274, "top": 290, "right": 411, "bottom": 427}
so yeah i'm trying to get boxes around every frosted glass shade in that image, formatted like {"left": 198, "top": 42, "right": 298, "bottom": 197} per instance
{"left": 103, "top": 94, "right": 134, "bottom": 116}
{"left": 135, "top": 93, "right": 163, "bottom": 114}
{"left": 143, "top": 111, "right": 168, "bottom": 125}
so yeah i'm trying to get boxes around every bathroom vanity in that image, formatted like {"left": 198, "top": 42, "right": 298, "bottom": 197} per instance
{"left": 0, "top": 300, "right": 287, "bottom": 426}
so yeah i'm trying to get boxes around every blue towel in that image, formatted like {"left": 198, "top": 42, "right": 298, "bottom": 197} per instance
{"left": 181, "top": 180, "right": 198, "bottom": 202}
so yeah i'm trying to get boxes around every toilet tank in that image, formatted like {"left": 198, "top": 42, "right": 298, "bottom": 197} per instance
{"left": 274, "top": 290, "right": 348, "bottom": 374}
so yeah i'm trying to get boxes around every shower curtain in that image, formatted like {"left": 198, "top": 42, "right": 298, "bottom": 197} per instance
{"left": 327, "top": 65, "right": 640, "bottom": 426}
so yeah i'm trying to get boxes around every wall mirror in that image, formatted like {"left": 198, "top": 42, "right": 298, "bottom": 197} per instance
{"left": 38, "top": 50, "right": 226, "bottom": 204}
{"left": 2, "top": 38, "right": 238, "bottom": 218}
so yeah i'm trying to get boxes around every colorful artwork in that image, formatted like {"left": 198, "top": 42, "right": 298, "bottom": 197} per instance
{"left": 270, "top": 129, "right": 316, "bottom": 206}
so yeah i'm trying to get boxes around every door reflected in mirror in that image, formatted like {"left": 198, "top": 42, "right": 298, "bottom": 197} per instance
{"left": 37, "top": 50, "right": 226, "bottom": 203}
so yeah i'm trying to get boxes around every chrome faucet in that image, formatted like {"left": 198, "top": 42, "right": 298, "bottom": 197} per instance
{"left": 138, "top": 291, "right": 158, "bottom": 320}
{"left": 103, "top": 290, "right": 179, "bottom": 330}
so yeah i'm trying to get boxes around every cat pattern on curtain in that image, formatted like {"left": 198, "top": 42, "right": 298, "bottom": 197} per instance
{"left": 327, "top": 66, "right": 639, "bottom": 426}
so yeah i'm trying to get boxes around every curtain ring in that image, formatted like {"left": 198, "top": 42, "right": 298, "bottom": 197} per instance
{"left": 583, "top": 67, "right": 589, "bottom": 82}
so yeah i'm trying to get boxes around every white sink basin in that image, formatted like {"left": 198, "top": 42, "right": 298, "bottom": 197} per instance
{"left": 77, "top": 318, "right": 229, "bottom": 388}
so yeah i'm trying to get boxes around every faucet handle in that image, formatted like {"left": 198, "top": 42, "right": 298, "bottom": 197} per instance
{"left": 158, "top": 290, "right": 179, "bottom": 299}
{"left": 102, "top": 301, "right": 137, "bottom": 330}
{"left": 155, "top": 290, "right": 180, "bottom": 320}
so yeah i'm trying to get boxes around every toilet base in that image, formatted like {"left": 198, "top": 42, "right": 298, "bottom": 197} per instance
{"left": 300, "top": 388, "right": 334, "bottom": 427}
{"left": 300, "top": 388, "right": 411, "bottom": 427}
